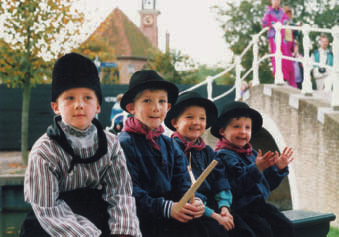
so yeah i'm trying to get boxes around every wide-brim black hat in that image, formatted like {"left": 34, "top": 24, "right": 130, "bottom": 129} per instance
{"left": 120, "top": 70, "right": 178, "bottom": 112}
{"left": 210, "top": 101, "right": 263, "bottom": 139}
{"left": 51, "top": 52, "right": 102, "bottom": 104}
{"left": 164, "top": 91, "right": 218, "bottom": 131}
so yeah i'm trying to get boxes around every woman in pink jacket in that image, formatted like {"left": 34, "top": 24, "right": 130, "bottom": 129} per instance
{"left": 262, "top": 0, "right": 296, "bottom": 88}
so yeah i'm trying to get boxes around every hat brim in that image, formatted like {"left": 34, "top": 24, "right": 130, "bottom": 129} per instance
{"left": 165, "top": 97, "right": 218, "bottom": 131}
{"left": 210, "top": 107, "right": 263, "bottom": 139}
{"left": 120, "top": 80, "right": 179, "bottom": 112}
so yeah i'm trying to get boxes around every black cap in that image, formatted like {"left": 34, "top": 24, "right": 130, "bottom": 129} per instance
{"left": 165, "top": 91, "right": 218, "bottom": 131}
{"left": 120, "top": 70, "right": 178, "bottom": 112}
{"left": 51, "top": 52, "right": 102, "bottom": 104}
{"left": 210, "top": 101, "right": 263, "bottom": 138}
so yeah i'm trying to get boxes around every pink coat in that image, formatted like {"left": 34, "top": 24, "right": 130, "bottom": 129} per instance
{"left": 262, "top": 6, "right": 296, "bottom": 88}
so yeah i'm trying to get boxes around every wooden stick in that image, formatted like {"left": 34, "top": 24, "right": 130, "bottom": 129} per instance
{"left": 187, "top": 152, "right": 196, "bottom": 203}
{"left": 187, "top": 165, "right": 195, "bottom": 203}
{"left": 173, "top": 160, "right": 218, "bottom": 212}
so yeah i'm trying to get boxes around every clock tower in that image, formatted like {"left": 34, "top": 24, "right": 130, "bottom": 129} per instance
{"left": 140, "top": 0, "right": 160, "bottom": 48}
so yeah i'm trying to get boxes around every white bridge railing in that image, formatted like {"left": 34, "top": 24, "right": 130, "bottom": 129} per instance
{"left": 181, "top": 23, "right": 339, "bottom": 110}
{"left": 107, "top": 23, "right": 339, "bottom": 131}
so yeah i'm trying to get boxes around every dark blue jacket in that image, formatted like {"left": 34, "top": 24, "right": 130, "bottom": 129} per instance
{"left": 118, "top": 131, "right": 196, "bottom": 234}
{"left": 216, "top": 148, "right": 288, "bottom": 211}
{"left": 173, "top": 138, "right": 231, "bottom": 209}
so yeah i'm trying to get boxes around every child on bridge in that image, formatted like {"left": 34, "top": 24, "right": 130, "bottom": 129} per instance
{"left": 20, "top": 52, "right": 141, "bottom": 237}
{"left": 211, "top": 101, "right": 295, "bottom": 237}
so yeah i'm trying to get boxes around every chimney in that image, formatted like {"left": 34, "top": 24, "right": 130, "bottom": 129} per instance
{"left": 165, "top": 31, "right": 170, "bottom": 52}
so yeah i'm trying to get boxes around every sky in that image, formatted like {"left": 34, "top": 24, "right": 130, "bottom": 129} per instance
{"left": 80, "top": 0, "right": 232, "bottom": 67}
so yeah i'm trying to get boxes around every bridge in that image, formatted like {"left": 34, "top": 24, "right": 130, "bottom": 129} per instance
{"left": 246, "top": 84, "right": 338, "bottom": 226}
{"left": 184, "top": 23, "right": 339, "bottom": 228}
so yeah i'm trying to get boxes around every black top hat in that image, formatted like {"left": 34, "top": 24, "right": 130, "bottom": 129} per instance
{"left": 164, "top": 91, "right": 218, "bottom": 131}
{"left": 210, "top": 101, "right": 263, "bottom": 139}
{"left": 51, "top": 52, "right": 102, "bottom": 104}
{"left": 120, "top": 70, "right": 179, "bottom": 112}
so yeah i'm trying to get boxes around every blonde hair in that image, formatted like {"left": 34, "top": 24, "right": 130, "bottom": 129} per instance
{"left": 116, "top": 93, "right": 123, "bottom": 102}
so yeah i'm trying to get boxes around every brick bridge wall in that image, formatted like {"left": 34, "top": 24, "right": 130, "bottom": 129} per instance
{"left": 244, "top": 84, "right": 339, "bottom": 226}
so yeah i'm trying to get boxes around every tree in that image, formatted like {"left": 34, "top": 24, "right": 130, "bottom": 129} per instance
{"left": 144, "top": 49, "right": 233, "bottom": 86}
{"left": 74, "top": 37, "right": 118, "bottom": 84}
{"left": 214, "top": 0, "right": 339, "bottom": 84}
{"left": 0, "top": 0, "right": 84, "bottom": 163}
{"left": 145, "top": 48, "right": 203, "bottom": 84}
{"left": 144, "top": 49, "right": 185, "bottom": 84}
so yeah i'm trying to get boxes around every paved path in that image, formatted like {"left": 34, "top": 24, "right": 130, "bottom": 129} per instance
{"left": 0, "top": 151, "right": 25, "bottom": 175}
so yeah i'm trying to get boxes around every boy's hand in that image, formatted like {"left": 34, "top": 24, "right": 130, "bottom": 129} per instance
{"left": 256, "top": 149, "right": 278, "bottom": 172}
{"left": 275, "top": 147, "right": 294, "bottom": 171}
{"left": 212, "top": 212, "right": 234, "bottom": 231}
{"left": 220, "top": 206, "right": 230, "bottom": 217}
{"left": 191, "top": 198, "right": 205, "bottom": 218}
{"left": 171, "top": 199, "right": 204, "bottom": 222}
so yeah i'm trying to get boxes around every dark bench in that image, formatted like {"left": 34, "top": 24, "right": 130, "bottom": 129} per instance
{"left": 0, "top": 175, "right": 30, "bottom": 211}
{"left": 1, "top": 176, "right": 337, "bottom": 236}
{"left": 283, "top": 209, "right": 336, "bottom": 237}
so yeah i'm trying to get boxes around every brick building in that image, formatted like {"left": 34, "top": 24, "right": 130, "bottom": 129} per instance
{"left": 84, "top": 0, "right": 161, "bottom": 84}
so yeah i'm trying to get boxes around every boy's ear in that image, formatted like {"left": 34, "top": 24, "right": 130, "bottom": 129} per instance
{"left": 171, "top": 118, "right": 178, "bottom": 129}
{"left": 96, "top": 103, "right": 101, "bottom": 114}
{"left": 126, "top": 103, "right": 135, "bottom": 114}
{"left": 51, "top": 102, "right": 60, "bottom": 115}
{"left": 219, "top": 127, "right": 225, "bottom": 137}
{"left": 167, "top": 103, "right": 171, "bottom": 111}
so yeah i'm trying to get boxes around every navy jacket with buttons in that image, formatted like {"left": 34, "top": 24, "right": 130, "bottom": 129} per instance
{"left": 118, "top": 131, "right": 198, "bottom": 234}
{"left": 216, "top": 148, "right": 288, "bottom": 211}
{"left": 173, "top": 137, "right": 231, "bottom": 210}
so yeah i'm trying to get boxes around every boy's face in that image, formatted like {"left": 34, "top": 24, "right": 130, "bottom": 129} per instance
{"left": 219, "top": 117, "right": 252, "bottom": 148}
{"left": 171, "top": 105, "right": 206, "bottom": 143}
{"left": 51, "top": 88, "right": 101, "bottom": 130}
{"left": 320, "top": 37, "right": 329, "bottom": 50}
{"left": 126, "top": 89, "right": 171, "bottom": 130}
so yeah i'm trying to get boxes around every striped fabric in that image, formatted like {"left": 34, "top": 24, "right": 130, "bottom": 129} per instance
{"left": 24, "top": 122, "right": 141, "bottom": 237}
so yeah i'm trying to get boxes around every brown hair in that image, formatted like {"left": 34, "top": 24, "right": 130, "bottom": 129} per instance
{"left": 283, "top": 6, "right": 292, "bottom": 14}
{"left": 320, "top": 33, "right": 329, "bottom": 40}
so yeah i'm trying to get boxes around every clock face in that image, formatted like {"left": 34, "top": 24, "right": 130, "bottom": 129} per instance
{"left": 143, "top": 15, "right": 154, "bottom": 25}
{"left": 143, "top": 0, "right": 154, "bottom": 9}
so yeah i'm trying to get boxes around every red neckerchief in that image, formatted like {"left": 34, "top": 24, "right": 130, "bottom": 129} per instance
{"left": 123, "top": 117, "right": 164, "bottom": 151}
{"left": 215, "top": 137, "right": 252, "bottom": 156}
{"left": 171, "top": 131, "right": 206, "bottom": 155}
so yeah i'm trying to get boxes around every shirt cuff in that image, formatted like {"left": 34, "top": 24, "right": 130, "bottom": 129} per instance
{"left": 163, "top": 200, "right": 173, "bottom": 219}
{"left": 204, "top": 206, "right": 214, "bottom": 217}
{"left": 216, "top": 190, "right": 233, "bottom": 209}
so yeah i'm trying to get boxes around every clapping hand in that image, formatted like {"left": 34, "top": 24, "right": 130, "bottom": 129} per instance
{"left": 256, "top": 149, "right": 278, "bottom": 172}
{"left": 275, "top": 147, "right": 294, "bottom": 171}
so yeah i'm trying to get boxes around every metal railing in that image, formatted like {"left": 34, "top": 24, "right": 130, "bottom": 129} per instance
{"left": 106, "top": 23, "right": 339, "bottom": 132}
{"left": 181, "top": 23, "right": 339, "bottom": 110}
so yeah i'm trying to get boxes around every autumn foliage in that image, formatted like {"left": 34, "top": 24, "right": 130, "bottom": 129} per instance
{"left": 0, "top": 0, "right": 85, "bottom": 163}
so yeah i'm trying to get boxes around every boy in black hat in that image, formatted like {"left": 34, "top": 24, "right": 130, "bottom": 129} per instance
{"left": 211, "top": 101, "right": 295, "bottom": 237}
{"left": 118, "top": 70, "right": 211, "bottom": 237}
{"left": 165, "top": 91, "right": 256, "bottom": 237}
{"left": 21, "top": 53, "right": 141, "bottom": 237}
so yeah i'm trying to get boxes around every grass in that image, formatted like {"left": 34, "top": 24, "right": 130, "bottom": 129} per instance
{"left": 328, "top": 227, "right": 339, "bottom": 237}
